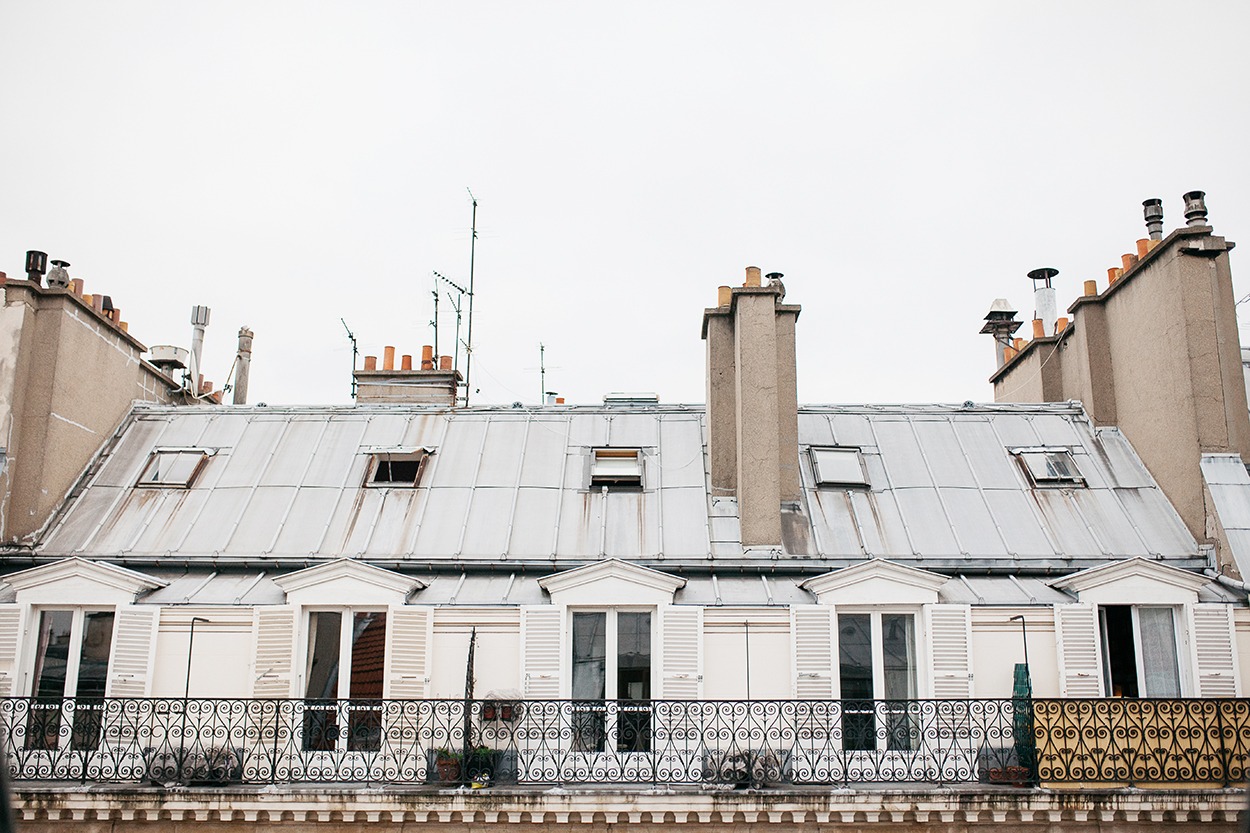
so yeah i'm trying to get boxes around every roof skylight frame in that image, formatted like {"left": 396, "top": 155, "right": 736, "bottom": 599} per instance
{"left": 809, "top": 446, "right": 870, "bottom": 488}
{"left": 365, "top": 448, "right": 432, "bottom": 487}
{"left": 1011, "top": 446, "right": 1085, "bottom": 487}
{"left": 135, "top": 448, "right": 211, "bottom": 489}
{"left": 590, "top": 447, "right": 643, "bottom": 490}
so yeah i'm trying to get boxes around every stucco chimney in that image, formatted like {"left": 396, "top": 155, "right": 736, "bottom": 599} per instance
{"left": 188, "top": 305, "right": 211, "bottom": 395}
{"left": 1028, "top": 268, "right": 1059, "bottom": 335}
{"left": 702, "top": 267, "right": 801, "bottom": 549}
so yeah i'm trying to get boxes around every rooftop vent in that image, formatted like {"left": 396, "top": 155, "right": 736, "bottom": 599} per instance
{"left": 24, "top": 250, "right": 47, "bottom": 284}
{"left": 46, "top": 260, "right": 70, "bottom": 289}
{"left": 602, "top": 392, "right": 659, "bottom": 407}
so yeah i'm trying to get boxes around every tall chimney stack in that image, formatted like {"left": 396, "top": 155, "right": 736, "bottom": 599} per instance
{"left": 702, "top": 265, "right": 801, "bottom": 550}
{"left": 188, "top": 305, "right": 211, "bottom": 394}
{"left": 1028, "top": 268, "right": 1059, "bottom": 335}
{"left": 233, "top": 326, "right": 253, "bottom": 405}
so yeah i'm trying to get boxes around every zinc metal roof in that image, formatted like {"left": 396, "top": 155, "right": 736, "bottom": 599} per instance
{"left": 31, "top": 401, "right": 1199, "bottom": 571}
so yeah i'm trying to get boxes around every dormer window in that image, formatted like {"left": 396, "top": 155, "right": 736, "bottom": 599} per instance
{"left": 1013, "top": 447, "right": 1084, "bottom": 487}
{"left": 810, "top": 447, "right": 869, "bottom": 488}
{"left": 591, "top": 448, "right": 642, "bottom": 489}
{"left": 366, "top": 449, "right": 431, "bottom": 487}
{"left": 136, "top": 449, "right": 209, "bottom": 488}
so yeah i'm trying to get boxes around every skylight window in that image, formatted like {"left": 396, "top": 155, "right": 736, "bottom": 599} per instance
{"left": 590, "top": 448, "right": 642, "bottom": 489}
{"left": 1013, "top": 448, "right": 1084, "bottom": 487}
{"left": 136, "top": 449, "right": 209, "bottom": 488}
{"left": 367, "top": 450, "right": 431, "bottom": 487}
{"left": 810, "top": 447, "right": 869, "bottom": 487}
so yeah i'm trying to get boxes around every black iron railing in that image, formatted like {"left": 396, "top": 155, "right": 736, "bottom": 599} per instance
{"left": 0, "top": 697, "right": 1245, "bottom": 787}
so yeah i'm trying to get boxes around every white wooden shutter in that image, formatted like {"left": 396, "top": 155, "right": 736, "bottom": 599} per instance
{"left": 660, "top": 605, "right": 702, "bottom": 698}
{"left": 521, "top": 605, "right": 561, "bottom": 698}
{"left": 1189, "top": 603, "right": 1241, "bottom": 697}
{"left": 1055, "top": 603, "right": 1103, "bottom": 697}
{"left": 925, "top": 603, "right": 974, "bottom": 699}
{"left": 0, "top": 606, "right": 22, "bottom": 697}
{"left": 791, "top": 605, "right": 835, "bottom": 699}
{"left": 385, "top": 605, "right": 431, "bottom": 699}
{"left": 106, "top": 606, "right": 160, "bottom": 697}
{"left": 252, "top": 605, "right": 297, "bottom": 698}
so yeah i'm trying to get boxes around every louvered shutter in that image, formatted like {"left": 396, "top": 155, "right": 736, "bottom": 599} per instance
{"left": 660, "top": 605, "right": 702, "bottom": 698}
{"left": 385, "top": 605, "right": 431, "bottom": 699}
{"left": 925, "top": 604, "right": 973, "bottom": 698}
{"left": 0, "top": 607, "right": 21, "bottom": 697}
{"left": 791, "top": 605, "right": 835, "bottom": 699}
{"left": 520, "top": 605, "right": 561, "bottom": 698}
{"left": 1054, "top": 603, "right": 1103, "bottom": 697}
{"left": 252, "top": 605, "right": 297, "bottom": 698}
{"left": 1188, "top": 603, "right": 1241, "bottom": 697}
{"left": 106, "top": 606, "right": 160, "bottom": 697}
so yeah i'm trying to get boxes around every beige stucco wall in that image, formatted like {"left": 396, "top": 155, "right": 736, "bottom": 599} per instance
{"left": 0, "top": 281, "right": 183, "bottom": 545}
{"left": 970, "top": 607, "right": 1059, "bottom": 698}
{"left": 150, "top": 607, "right": 256, "bottom": 698}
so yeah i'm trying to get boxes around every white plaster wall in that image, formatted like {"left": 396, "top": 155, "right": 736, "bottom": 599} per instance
{"left": 429, "top": 607, "right": 520, "bottom": 699}
{"left": 970, "top": 607, "right": 1059, "bottom": 698}
{"left": 149, "top": 608, "right": 255, "bottom": 698}
{"left": 702, "top": 607, "right": 791, "bottom": 699}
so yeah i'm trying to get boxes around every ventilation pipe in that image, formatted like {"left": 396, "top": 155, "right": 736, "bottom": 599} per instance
{"left": 980, "top": 299, "right": 1022, "bottom": 366}
{"left": 188, "top": 305, "right": 211, "bottom": 394}
{"left": 1183, "top": 190, "right": 1209, "bottom": 227}
{"left": 1028, "top": 268, "right": 1059, "bottom": 335}
{"left": 45, "top": 260, "right": 70, "bottom": 289}
{"left": 233, "top": 326, "right": 253, "bottom": 405}
{"left": 1143, "top": 198, "right": 1164, "bottom": 240}
{"left": 24, "top": 251, "right": 47, "bottom": 285}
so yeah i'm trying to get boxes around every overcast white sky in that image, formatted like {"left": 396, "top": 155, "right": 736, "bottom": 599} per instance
{"left": 2, "top": 2, "right": 1249, "bottom": 407}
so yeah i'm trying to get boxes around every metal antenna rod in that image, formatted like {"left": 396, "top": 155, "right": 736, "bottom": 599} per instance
{"left": 340, "top": 318, "right": 358, "bottom": 399}
{"left": 431, "top": 275, "right": 439, "bottom": 362}
{"left": 539, "top": 343, "right": 545, "bottom": 404}
{"left": 464, "top": 189, "right": 478, "bottom": 406}
{"left": 433, "top": 271, "right": 468, "bottom": 375}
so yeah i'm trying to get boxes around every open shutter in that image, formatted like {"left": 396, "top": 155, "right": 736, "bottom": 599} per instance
{"left": 791, "top": 605, "right": 835, "bottom": 699}
{"left": 252, "top": 605, "right": 297, "bottom": 698}
{"left": 521, "top": 605, "right": 561, "bottom": 698}
{"left": 0, "top": 606, "right": 22, "bottom": 697}
{"left": 925, "top": 604, "right": 973, "bottom": 698}
{"left": 385, "top": 605, "right": 431, "bottom": 699}
{"left": 107, "top": 606, "right": 160, "bottom": 697}
{"left": 1189, "top": 603, "right": 1241, "bottom": 697}
{"left": 1055, "top": 603, "right": 1103, "bottom": 697}
{"left": 660, "top": 605, "right": 702, "bottom": 698}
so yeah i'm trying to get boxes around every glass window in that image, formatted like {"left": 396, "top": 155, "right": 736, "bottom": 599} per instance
{"left": 1013, "top": 448, "right": 1084, "bottom": 487}
{"left": 302, "top": 609, "right": 387, "bottom": 752}
{"left": 137, "top": 450, "right": 208, "bottom": 487}
{"left": 570, "top": 610, "right": 652, "bottom": 753}
{"left": 26, "top": 609, "right": 114, "bottom": 752}
{"left": 838, "top": 611, "right": 917, "bottom": 752}
{"left": 1100, "top": 605, "right": 1181, "bottom": 697}
{"left": 811, "top": 447, "right": 869, "bottom": 487}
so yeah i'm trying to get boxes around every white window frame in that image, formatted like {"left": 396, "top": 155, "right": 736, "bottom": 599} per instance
{"left": 565, "top": 606, "right": 657, "bottom": 700}
{"left": 1010, "top": 446, "right": 1085, "bottom": 488}
{"left": 300, "top": 606, "right": 388, "bottom": 700}
{"left": 589, "top": 449, "right": 643, "bottom": 490}
{"left": 364, "top": 450, "right": 432, "bottom": 488}
{"left": 1099, "top": 604, "right": 1188, "bottom": 698}
{"left": 834, "top": 607, "right": 923, "bottom": 701}
{"left": 135, "top": 448, "right": 210, "bottom": 488}
{"left": 23, "top": 607, "right": 115, "bottom": 697}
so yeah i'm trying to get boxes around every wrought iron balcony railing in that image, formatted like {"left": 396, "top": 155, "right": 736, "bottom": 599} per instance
{"left": 0, "top": 697, "right": 1246, "bottom": 788}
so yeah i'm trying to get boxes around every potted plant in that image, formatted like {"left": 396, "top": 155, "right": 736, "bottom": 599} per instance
{"left": 433, "top": 748, "right": 461, "bottom": 783}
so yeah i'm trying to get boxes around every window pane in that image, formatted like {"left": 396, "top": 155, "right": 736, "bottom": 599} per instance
{"left": 74, "top": 612, "right": 114, "bottom": 700}
{"left": 138, "top": 451, "right": 206, "bottom": 486}
{"left": 348, "top": 612, "right": 386, "bottom": 700}
{"left": 32, "top": 611, "right": 73, "bottom": 698}
{"left": 838, "top": 614, "right": 873, "bottom": 699}
{"left": 881, "top": 614, "right": 916, "bottom": 700}
{"left": 304, "top": 611, "right": 342, "bottom": 699}
{"left": 1137, "top": 608, "right": 1181, "bottom": 697}
{"left": 616, "top": 612, "right": 652, "bottom": 754}
{"left": 571, "top": 612, "right": 606, "bottom": 699}
{"left": 812, "top": 448, "right": 867, "bottom": 486}
{"left": 1100, "top": 606, "right": 1139, "bottom": 697}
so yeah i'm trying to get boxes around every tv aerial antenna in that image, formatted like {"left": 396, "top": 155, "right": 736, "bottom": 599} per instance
{"left": 464, "top": 188, "right": 478, "bottom": 406}
{"left": 340, "top": 318, "right": 359, "bottom": 399}
{"left": 433, "top": 270, "right": 468, "bottom": 375}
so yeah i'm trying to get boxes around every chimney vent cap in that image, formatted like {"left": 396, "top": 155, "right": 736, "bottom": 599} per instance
{"left": 1027, "top": 268, "right": 1059, "bottom": 286}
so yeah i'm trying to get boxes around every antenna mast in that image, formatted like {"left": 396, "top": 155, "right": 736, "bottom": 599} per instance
{"left": 463, "top": 189, "right": 478, "bottom": 406}
{"left": 340, "top": 318, "right": 358, "bottom": 400}
{"left": 430, "top": 276, "right": 439, "bottom": 361}
{"left": 433, "top": 270, "right": 467, "bottom": 376}
{"left": 539, "top": 342, "right": 545, "bottom": 404}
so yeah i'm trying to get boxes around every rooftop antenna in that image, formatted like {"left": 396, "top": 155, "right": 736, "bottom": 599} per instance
{"left": 341, "top": 318, "right": 358, "bottom": 399}
{"left": 540, "top": 343, "right": 546, "bottom": 403}
{"left": 433, "top": 270, "right": 468, "bottom": 375}
{"left": 430, "top": 276, "right": 439, "bottom": 362}
{"left": 464, "top": 188, "right": 478, "bottom": 406}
